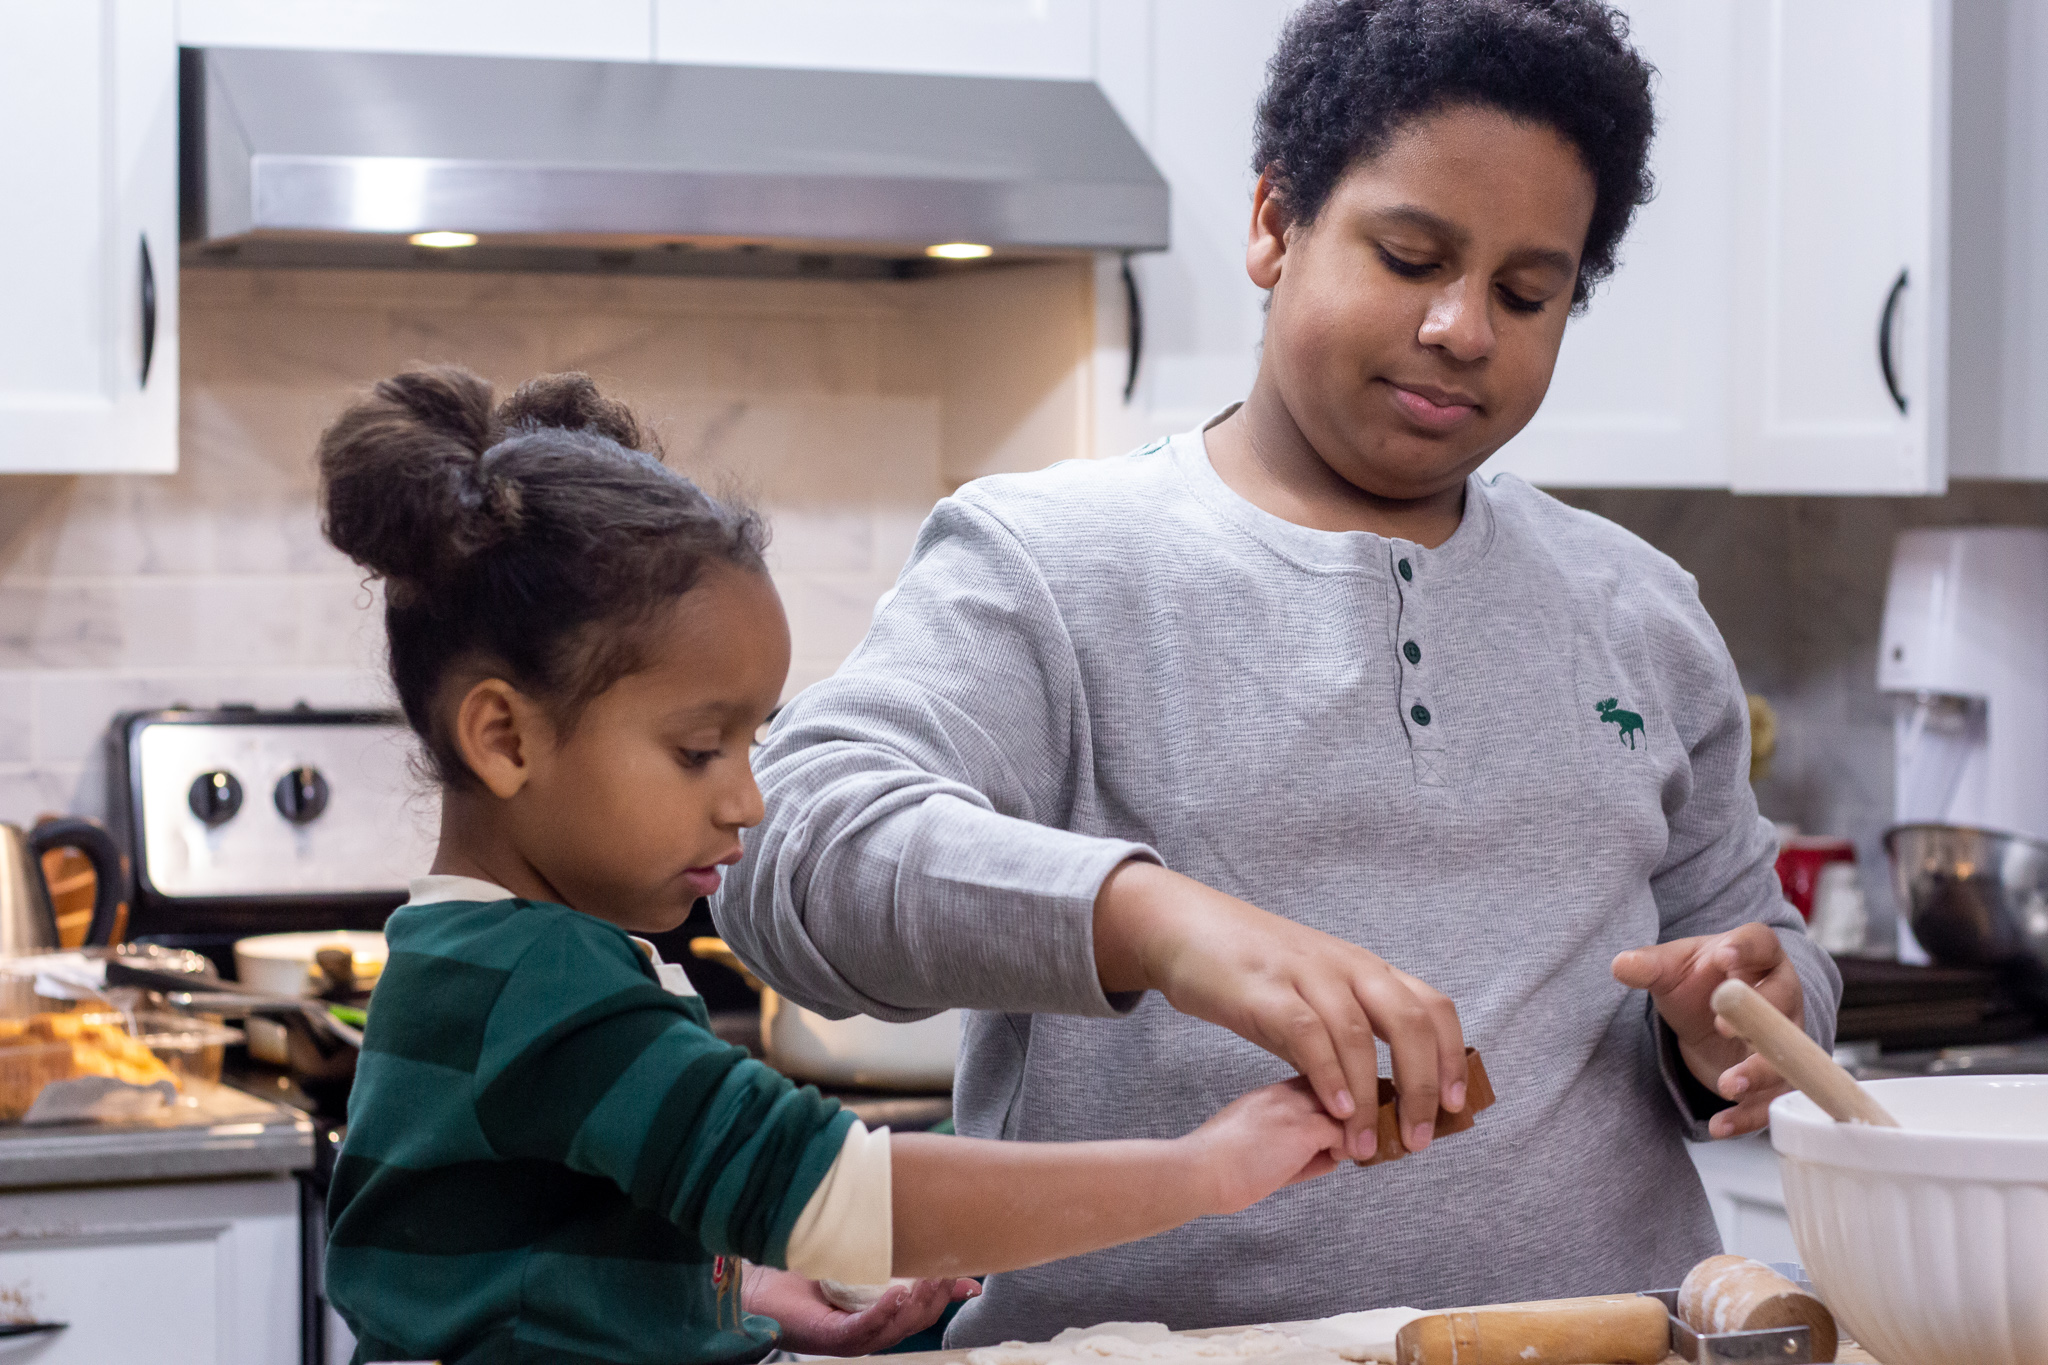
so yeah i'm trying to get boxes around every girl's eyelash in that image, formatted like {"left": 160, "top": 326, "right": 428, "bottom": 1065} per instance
{"left": 679, "top": 749, "right": 720, "bottom": 768}
{"left": 1497, "top": 288, "right": 1546, "bottom": 316}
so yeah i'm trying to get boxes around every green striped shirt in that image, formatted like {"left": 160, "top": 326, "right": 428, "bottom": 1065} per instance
{"left": 328, "top": 895, "right": 855, "bottom": 1365}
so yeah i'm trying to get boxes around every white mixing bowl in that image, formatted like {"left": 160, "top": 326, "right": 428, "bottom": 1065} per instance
{"left": 1771, "top": 1076, "right": 2048, "bottom": 1365}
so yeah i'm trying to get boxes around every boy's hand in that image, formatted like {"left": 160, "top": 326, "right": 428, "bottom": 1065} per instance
{"left": 1187, "top": 1077, "right": 1346, "bottom": 1215}
{"left": 1612, "top": 923, "right": 1805, "bottom": 1139}
{"left": 1095, "top": 861, "right": 1468, "bottom": 1165}
{"left": 740, "top": 1264, "right": 978, "bottom": 1357}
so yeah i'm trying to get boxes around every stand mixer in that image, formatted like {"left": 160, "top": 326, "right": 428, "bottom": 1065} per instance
{"left": 1877, "top": 527, "right": 2048, "bottom": 980}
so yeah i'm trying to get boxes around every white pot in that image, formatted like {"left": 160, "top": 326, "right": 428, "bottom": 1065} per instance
{"left": 1771, "top": 1076, "right": 2048, "bottom": 1365}
{"left": 232, "top": 930, "right": 387, "bottom": 1064}
{"left": 761, "top": 989, "right": 959, "bottom": 1092}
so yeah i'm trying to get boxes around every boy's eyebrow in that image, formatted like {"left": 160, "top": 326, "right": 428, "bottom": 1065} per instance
{"left": 1373, "top": 203, "right": 1578, "bottom": 276}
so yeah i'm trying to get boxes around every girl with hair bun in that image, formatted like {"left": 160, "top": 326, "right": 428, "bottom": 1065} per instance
{"left": 317, "top": 366, "right": 1350, "bottom": 1365}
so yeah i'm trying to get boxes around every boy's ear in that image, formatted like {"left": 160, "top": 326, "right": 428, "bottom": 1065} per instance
{"left": 451, "top": 678, "right": 545, "bottom": 799}
{"left": 1245, "top": 170, "right": 1292, "bottom": 290}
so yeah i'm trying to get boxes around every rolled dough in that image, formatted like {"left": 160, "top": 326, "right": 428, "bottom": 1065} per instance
{"left": 966, "top": 1310, "right": 1427, "bottom": 1365}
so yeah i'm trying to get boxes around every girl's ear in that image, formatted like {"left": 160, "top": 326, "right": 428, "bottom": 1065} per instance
{"left": 1246, "top": 170, "right": 1292, "bottom": 291}
{"left": 452, "top": 678, "right": 545, "bottom": 799}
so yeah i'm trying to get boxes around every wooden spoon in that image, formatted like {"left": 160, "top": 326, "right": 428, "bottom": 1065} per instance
{"left": 1711, "top": 978, "right": 1899, "bottom": 1127}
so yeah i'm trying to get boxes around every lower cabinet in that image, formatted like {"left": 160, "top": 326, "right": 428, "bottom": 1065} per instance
{"left": 0, "top": 1176, "right": 300, "bottom": 1363}
{"left": 1686, "top": 1132, "right": 1801, "bottom": 1266}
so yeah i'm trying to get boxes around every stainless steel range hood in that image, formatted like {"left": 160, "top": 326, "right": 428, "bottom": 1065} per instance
{"left": 181, "top": 46, "right": 1169, "bottom": 277}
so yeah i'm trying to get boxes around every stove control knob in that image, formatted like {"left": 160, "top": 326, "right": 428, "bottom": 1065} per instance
{"left": 188, "top": 771, "right": 244, "bottom": 827}
{"left": 274, "top": 767, "right": 331, "bottom": 825}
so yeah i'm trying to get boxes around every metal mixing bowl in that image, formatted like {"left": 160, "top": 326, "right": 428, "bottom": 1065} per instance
{"left": 1884, "top": 823, "right": 2048, "bottom": 1004}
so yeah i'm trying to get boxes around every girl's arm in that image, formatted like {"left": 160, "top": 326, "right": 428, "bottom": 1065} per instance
{"left": 891, "top": 1078, "right": 1343, "bottom": 1279}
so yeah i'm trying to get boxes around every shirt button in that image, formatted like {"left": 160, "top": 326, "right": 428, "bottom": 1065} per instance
{"left": 1403, "top": 640, "right": 1421, "bottom": 665}
{"left": 1410, "top": 704, "right": 1431, "bottom": 726}
{"left": 1398, "top": 558, "right": 1413, "bottom": 582}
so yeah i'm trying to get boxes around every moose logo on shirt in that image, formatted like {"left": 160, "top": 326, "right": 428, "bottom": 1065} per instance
{"left": 1596, "top": 698, "right": 1646, "bottom": 749}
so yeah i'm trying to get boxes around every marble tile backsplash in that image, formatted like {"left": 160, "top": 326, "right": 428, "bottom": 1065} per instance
{"left": 0, "top": 267, "right": 988, "bottom": 823}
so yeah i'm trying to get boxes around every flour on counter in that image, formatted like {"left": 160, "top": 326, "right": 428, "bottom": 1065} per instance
{"left": 1289, "top": 1308, "right": 1429, "bottom": 1362}
{"left": 966, "top": 1310, "right": 1429, "bottom": 1365}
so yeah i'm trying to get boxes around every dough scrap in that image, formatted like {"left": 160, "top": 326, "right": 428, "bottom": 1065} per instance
{"left": 967, "top": 1311, "right": 1428, "bottom": 1365}
{"left": 818, "top": 1277, "right": 920, "bottom": 1312}
{"left": 1290, "top": 1308, "right": 1428, "bottom": 1363}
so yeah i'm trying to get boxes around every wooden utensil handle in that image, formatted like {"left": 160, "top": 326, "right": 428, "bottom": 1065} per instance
{"left": 1710, "top": 979, "right": 1899, "bottom": 1127}
{"left": 1395, "top": 1295, "right": 1669, "bottom": 1365}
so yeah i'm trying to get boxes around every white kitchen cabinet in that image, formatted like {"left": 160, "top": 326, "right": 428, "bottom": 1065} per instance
{"left": 0, "top": 1175, "right": 300, "bottom": 1363}
{"left": 1944, "top": 0, "right": 2048, "bottom": 481}
{"left": 1488, "top": 0, "right": 1739, "bottom": 489}
{"left": 1687, "top": 1133, "right": 1802, "bottom": 1266}
{"left": 1726, "top": 0, "right": 1950, "bottom": 494}
{"left": 1502, "top": 0, "right": 1953, "bottom": 494}
{"left": 1091, "top": 0, "right": 1296, "bottom": 459}
{"left": 0, "top": 0, "right": 177, "bottom": 474}
{"left": 176, "top": 0, "right": 656, "bottom": 62}
{"left": 654, "top": 0, "right": 1094, "bottom": 80}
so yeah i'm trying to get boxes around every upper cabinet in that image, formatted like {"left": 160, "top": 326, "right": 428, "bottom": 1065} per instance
{"left": 0, "top": 0, "right": 178, "bottom": 474}
{"left": 1726, "top": 0, "right": 1950, "bottom": 494}
{"left": 177, "top": 0, "right": 1095, "bottom": 77}
{"left": 1487, "top": 0, "right": 1741, "bottom": 489}
{"left": 176, "top": 0, "right": 657, "bottom": 62}
{"left": 1494, "top": 0, "right": 1953, "bottom": 494}
{"left": 654, "top": 0, "right": 1095, "bottom": 80}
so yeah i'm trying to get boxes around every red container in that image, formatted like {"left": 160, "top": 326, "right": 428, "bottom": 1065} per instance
{"left": 1775, "top": 836, "right": 1856, "bottom": 921}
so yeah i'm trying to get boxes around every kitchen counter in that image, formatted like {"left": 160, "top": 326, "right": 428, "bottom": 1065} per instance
{"left": 841, "top": 1322, "right": 1885, "bottom": 1365}
{"left": 0, "top": 1077, "right": 313, "bottom": 1188}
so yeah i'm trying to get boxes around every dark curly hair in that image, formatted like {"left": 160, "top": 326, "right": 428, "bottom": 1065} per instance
{"left": 1254, "top": 0, "right": 1656, "bottom": 310}
{"left": 317, "top": 366, "right": 767, "bottom": 788}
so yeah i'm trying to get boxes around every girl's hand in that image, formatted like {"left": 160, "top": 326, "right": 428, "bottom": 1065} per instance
{"left": 1612, "top": 923, "right": 1805, "bottom": 1138}
{"left": 1186, "top": 1077, "right": 1346, "bottom": 1215}
{"left": 740, "top": 1264, "right": 979, "bottom": 1357}
{"left": 1094, "top": 860, "right": 1468, "bottom": 1164}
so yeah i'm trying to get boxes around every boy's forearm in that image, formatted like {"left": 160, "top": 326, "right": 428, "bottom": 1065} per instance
{"left": 889, "top": 1132, "right": 1213, "bottom": 1279}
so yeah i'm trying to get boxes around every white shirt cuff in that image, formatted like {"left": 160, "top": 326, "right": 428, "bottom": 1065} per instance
{"left": 783, "top": 1119, "right": 893, "bottom": 1284}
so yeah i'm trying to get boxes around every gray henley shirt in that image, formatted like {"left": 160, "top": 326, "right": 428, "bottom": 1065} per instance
{"left": 715, "top": 421, "right": 1840, "bottom": 1344}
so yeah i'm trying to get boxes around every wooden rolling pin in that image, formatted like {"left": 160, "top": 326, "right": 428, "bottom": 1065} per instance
{"left": 1710, "top": 979, "right": 1899, "bottom": 1127}
{"left": 1679, "top": 1255, "right": 1838, "bottom": 1361}
{"left": 1361, "top": 1048, "right": 1497, "bottom": 1167}
{"left": 1393, "top": 1295, "right": 1668, "bottom": 1365}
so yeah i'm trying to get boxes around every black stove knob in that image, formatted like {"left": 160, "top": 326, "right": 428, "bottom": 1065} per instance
{"left": 274, "top": 766, "right": 331, "bottom": 825}
{"left": 189, "top": 771, "right": 244, "bottom": 827}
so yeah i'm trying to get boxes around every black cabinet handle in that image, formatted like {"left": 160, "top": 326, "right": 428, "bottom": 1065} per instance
{"left": 140, "top": 233, "right": 157, "bottom": 388}
{"left": 1120, "top": 250, "right": 1143, "bottom": 405}
{"left": 0, "top": 1322, "right": 67, "bottom": 1338}
{"left": 1877, "top": 267, "right": 1907, "bottom": 415}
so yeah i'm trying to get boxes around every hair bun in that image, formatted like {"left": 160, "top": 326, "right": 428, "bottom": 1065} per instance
{"left": 497, "top": 372, "right": 653, "bottom": 454}
{"left": 316, "top": 366, "right": 518, "bottom": 592}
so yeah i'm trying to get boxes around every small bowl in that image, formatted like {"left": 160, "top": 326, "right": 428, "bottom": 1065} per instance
{"left": 1771, "top": 1076, "right": 2048, "bottom": 1365}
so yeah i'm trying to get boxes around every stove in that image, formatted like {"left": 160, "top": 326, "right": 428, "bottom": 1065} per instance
{"left": 1832, "top": 955, "right": 2048, "bottom": 1078}
{"left": 108, "top": 705, "right": 436, "bottom": 961}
